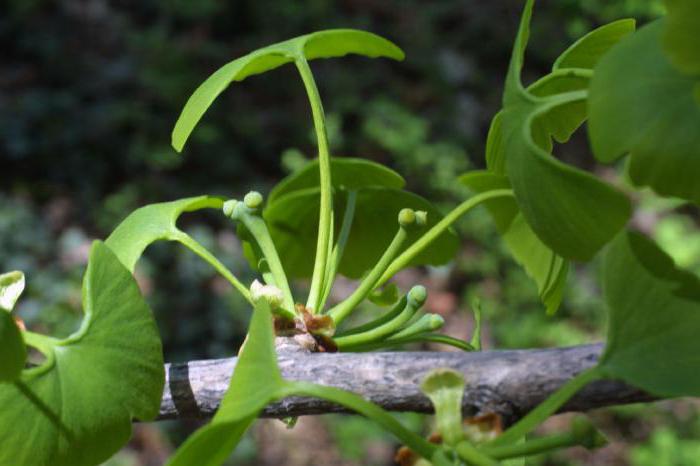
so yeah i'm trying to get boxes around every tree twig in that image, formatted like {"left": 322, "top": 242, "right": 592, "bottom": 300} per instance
{"left": 158, "top": 343, "right": 653, "bottom": 425}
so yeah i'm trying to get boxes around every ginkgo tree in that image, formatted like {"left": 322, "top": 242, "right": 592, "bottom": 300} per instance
{"left": 1, "top": 0, "right": 699, "bottom": 465}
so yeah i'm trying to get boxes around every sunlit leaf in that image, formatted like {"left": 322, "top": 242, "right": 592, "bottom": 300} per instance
{"left": 165, "top": 300, "right": 290, "bottom": 466}
{"left": 600, "top": 231, "right": 700, "bottom": 397}
{"left": 172, "top": 29, "right": 404, "bottom": 152}
{"left": 105, "top": 196, "right": 251, "bottom": 301}
{"left": 589, "top": 19, "right": 700, "bottom": 204}
{"left": 460, "top": 171, "right": 567, "bottom": 314}
{"left": 262, "top": 187, "right": 459, "bottom": 278}
{"left": 0, "top": 271, "right": 25, "bottom": 312}
{"left": 268, "top": 157, "right": 405, "bottom": 203}
{"left": 106, "top": 196, "right": 222, "bottom": 272}
{"left": 0, "top": 242, "right": 164, "bottom": 466}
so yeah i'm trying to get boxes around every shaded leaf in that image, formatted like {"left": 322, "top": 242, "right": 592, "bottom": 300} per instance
{"left": 600, "top": 231, "right": 700, "bottom": 397}
{"left": 553, "top": 19, "right": 636, "bottom": 70}
{"left": 172, "top": 29, "right": 404, "bottom": 152}
{"left": 0, "top": 310, "right": 25, "bottom": 382}
{"left": 269, "top": 157, "right": 405, "bottom": 203}
{"left": 663, "top": 0, "right": 700, "bottom": 75}
{"left": 589, "top": 19, "right": 700, "bottom": 204}
{"left": 369, "top": 283, "right": 400, "bottom": 306}
{"left": 461, "top": 171, "right": 567, "bottom": 314}
{"left": 0, "top": 241, "right": 164, "bottom": 466}
{"left": 263, "top": 187, "right": 459, "bottom": 279}
{"left": 491, "top": 0, "right": 631, "bottom": 261}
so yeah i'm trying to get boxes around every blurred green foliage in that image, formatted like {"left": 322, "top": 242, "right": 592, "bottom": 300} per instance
{"left": 2, "top": 0, "right": 696, "bottom": 465}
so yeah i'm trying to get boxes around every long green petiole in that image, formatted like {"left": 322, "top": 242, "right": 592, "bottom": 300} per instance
{"left": 477, "top": 417, "right": 607, "bottom": 460}
{"left": 328, "top": 209, "right": 420, "bottom": 324}
{"left": 319, "top": 190, "right": 357, "bottom": 311}
{"left": 454, "top": 441, "right": 502, "bottom": 466}
{"left": 224, "top": 193, "right": 295, "bottom": 312}
{"left": 295, "top": 55, "right": 334, "bottom": 313}
{"left": 288, "top": 381, "right": 438, "bottom": 461}
{"left": 375, "top": 189, "right": 514, "bottom": 289}
{"left": 334, "top": 294, "right": 407, "bottom": 338}
{"left": 489, "top": 366, "right": 603, "bottom": 447}
{"left": 333, "top": 286, "right": 426, "bottom": 350}
{"left": 173, "top": 232, "right": 253, "bottom": 305}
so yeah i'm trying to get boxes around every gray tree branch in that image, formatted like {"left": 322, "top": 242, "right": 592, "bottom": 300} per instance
{"left": 159, "top": 343, "right": 653, "bottom": 425}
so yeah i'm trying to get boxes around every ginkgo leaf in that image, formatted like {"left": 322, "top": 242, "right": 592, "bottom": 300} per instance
{"left": 262, "top": 187, "right": 458, "bottom": 279}
{"left": 106, "top": 196, "right": 251, "bottom": 301}
{"left": 460, "top": 171, "right": 567, "bottom": 314}
{"left": 0, "top": 271, "right": 25, "bottom": 312}
{"left": 662, "top": 0, "right": 700, "bottom": 75}
{"left": 589, "top": 19, "right": 700, "bottom": 204}
{"left": 490, "top": 0, "right": 631, "bottom": 261}
{"left": 599, "top": 231, "right": 700, "bottom": 397}
{"left": 172, "top": 29, "right": 404, "bottom": 152}
{"left": 0, "top": 241, "right": 164, "bottom": 466}
{"left": 268, "top": 157, "right": 405, "bottom": 203}
{"left": 0, "top": 310, "right": 25, "bottom": 382}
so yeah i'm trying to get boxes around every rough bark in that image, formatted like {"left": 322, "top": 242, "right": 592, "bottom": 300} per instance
{"left": 159, "top": 342, "right": 653, "bottom": 425}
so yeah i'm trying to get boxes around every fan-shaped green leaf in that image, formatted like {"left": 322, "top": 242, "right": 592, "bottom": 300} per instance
{"left": 106, "top": 196, "right": 251, "bottom": 301}
{"left": 492, "top": 0, "right": 631, "bottom": 261}
{"left": 461, "top": 171, "right": 567, "bottom": 314}
{"left": 106, "top": 196, "right": 222, "bottom": 271}
{"left": 600, "top": 231, "right": 700, "bottom": 397}
{"left": 269, "top": 157, "right": 405, "bottom": 203}
{"left": 0, "top": 241, "right": 164, "bottom": 466}
{"left": 262, "top": 187, "right": 459, "bottom": 279}
{"left": 172, "top": 29, "right": 404, "bottom": 152}
{"left": 589, "top": 19, "right": 700, "bottom": 204}
{"left": 663, "top": 0, "right": 700, "bottom": 75}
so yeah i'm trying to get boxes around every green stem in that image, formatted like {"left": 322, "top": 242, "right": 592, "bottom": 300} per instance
{"left": 174, "top": 233, "right": 253, "bottom": 305}
{"left": 334, "top": 287, "right": 425, "bottom": 349}
{"left": 319, "top": 190, "right": 357, "bottom": 311}
{"left": 490, "top": 367, "right": 602, "bottom": 447}
{"left": 238, "top": 213, "right": 294, "bottom": 312}
{"left": 295, "top": 57, "right": 334, "bottom": 313}
{"left": 328, "top": 227, "right": 408, "bottom": 324}
{"left": 480, "top": 431, "right": 585, "bottom": 460}
{"left": 375, "top": 190, "right": 514, "bottom": 288}
{"left": 337, "top": 333, "right": 475, "bottom": 353}
{"left": 455, "top": 441, "right": 502, "bottom": 466}
{"left": 387, "top": 313, "right": 443, "bottom": 339}
{"left": 334, "top": 295, "right": 407, "bottom": 338}
{"left": 287, "top": 381, "right": 437, "bottom": 460}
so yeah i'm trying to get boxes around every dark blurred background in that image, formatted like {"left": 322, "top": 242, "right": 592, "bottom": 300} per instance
{"left": 4, "top": 0, "right": 700, "bottom": 465}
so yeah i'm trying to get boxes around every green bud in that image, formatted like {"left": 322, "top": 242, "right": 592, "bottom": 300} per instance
{"left": 250, "top": 279, "right": 284, "bottom": 310}
{"left": 398, "top": 208, "right": 416, "bottom": 227}
{"left": 571, "top": 417, "right": 608, "bottom": 450}
{"left": 222, "top": 199, "right": 239, "bottom": 218}
{"left": 415, "top": 210, "right": 428, "bottom": 226}
{"left": 244, "top": 191, "right": 264, "bottom": 209}
{"left": 408, "top": 285, "right": 427, "bottom": 306}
